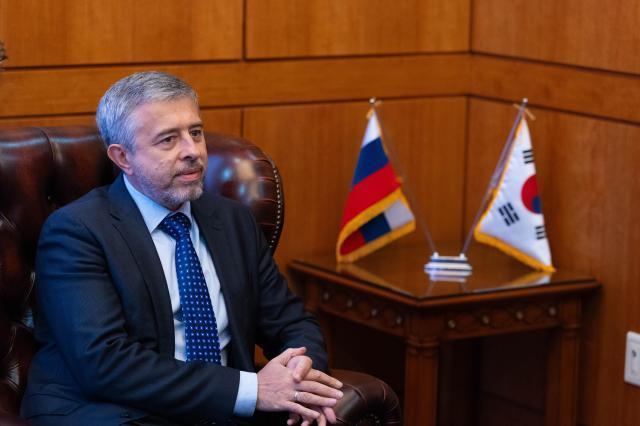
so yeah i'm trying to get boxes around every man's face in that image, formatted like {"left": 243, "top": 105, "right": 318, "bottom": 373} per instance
{"left": 124, "top": 97, "right": 208, "bottom": 210}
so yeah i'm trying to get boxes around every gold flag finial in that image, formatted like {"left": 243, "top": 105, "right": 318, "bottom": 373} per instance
{"left": 512, "top": 100, "right": 536, "bottom": 121}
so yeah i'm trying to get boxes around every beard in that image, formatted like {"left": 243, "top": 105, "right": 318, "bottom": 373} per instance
{"left": 135, "top": 161, "right": 205, "bottom": 210}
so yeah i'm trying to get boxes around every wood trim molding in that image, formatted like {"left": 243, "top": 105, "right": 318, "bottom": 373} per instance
{"left": 0, "top": 54, "right": 470, "bottom": 118}
{"left": 2, "top": 52, "right": 638, "bottom": 125}
{"left": 471, "top": 54, "right": 640, "bottom": 124}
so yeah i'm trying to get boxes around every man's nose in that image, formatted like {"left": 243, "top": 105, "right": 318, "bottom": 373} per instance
{"left": 179, "top": 133, "right": 200, "bottom": 158}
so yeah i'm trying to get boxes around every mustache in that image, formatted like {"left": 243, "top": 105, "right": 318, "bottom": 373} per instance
{"left": 175, "top": 160, "right": 205, "bottom": 175}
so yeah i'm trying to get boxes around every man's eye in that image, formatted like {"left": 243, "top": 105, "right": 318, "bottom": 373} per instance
{"left": 190, "top": 129, "right": 203, "bottom": 138}
{"left": 159, "top": 136, "right": 175, "bottom": 145}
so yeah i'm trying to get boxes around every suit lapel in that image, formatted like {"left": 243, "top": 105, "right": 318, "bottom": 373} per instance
{"left": 192, "top": 197, "right": 252, "bottom": 370}
{"left": 107, "top": 175, "right": 175, "bottom": 355}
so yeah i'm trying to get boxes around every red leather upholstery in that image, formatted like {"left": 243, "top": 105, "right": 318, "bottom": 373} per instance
{"left": 0, "top": 126, "right": 400, "bottom": 425}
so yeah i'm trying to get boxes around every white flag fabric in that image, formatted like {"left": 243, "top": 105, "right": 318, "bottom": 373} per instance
{"left": 474, "top": 118, "right": 555, "bottom": 272}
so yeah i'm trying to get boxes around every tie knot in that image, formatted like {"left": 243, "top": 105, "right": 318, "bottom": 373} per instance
{"left": 159, "top": 212, "right": 192, "bottom": 240}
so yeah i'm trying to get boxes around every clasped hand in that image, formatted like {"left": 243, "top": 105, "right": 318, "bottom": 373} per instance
{"left": 256, "top": 347, "right": 343, "bottom": 425}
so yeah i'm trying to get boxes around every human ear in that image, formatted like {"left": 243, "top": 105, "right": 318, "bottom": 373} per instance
{"left": 106, "top": 144, "right": 133, "bottom": 175}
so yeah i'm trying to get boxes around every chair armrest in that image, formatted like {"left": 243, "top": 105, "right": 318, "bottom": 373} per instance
{"left": 331, "top": 369, "right": 401, "bottom": 426}
{"left": 0, "top": 371, "right": 402, "bottom": 426}
{"left": 1, "top": 369, "right": 401, "bottom": 426}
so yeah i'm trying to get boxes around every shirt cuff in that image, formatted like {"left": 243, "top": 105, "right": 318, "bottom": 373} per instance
{"left": 233, "top": 371, "right": 257, "bottom": 417}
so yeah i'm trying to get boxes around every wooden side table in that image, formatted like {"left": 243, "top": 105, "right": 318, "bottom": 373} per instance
{"left": 289, "top": 244, "right": 599, "bottom": 426}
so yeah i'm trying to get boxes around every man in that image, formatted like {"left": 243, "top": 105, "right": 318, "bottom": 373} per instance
{"left": 21, "top": 71, "right": 342, "bottom": 425}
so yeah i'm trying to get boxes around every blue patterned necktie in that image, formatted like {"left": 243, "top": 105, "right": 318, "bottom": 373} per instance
{"left": 159, "top": 212, "right": 221, "bottom": 364}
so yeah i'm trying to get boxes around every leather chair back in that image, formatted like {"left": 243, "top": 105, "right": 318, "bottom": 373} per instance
{"left": 0, "top": 126, "right": 284, "bottom": 415}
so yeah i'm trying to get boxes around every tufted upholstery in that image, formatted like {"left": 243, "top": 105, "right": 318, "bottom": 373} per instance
{"left": 0, "top": 126, "right": 400, "bottom": 425}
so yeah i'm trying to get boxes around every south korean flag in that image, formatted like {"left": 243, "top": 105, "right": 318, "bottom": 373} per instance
{"left": 474, "top": 118, "right": 554, "bottom": 272}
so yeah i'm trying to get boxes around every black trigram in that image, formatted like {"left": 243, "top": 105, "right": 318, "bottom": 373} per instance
{"left": 535, "top": 225, "right": 547, "bottom": 240}
{"left": 498, "top": 203, "right": 520, "bottom": 226}
{"left": 523, "top": 148, "right": 534, "bottom": 164}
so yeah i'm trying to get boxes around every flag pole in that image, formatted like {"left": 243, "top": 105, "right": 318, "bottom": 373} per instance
{"left": 460, "top": 98, "right": 529, "bottom": 255}
{"left": 371, "top": 98, "right": 437, "bottom": 254}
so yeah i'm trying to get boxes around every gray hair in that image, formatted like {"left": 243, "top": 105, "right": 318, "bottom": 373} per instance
{"left": 96, "top": 71, "right": 198, "bottom": 151}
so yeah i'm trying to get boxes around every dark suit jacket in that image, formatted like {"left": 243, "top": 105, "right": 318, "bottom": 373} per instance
{"left": 21, "top": 175, "right": 327, "bottom": 425}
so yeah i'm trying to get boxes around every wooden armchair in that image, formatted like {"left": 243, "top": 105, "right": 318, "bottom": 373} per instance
{"left": 0, "top": 126, "right": 401, "bottom": 425}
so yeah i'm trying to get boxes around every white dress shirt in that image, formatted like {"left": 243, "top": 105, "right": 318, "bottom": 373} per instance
{"left": 124, "top": 176, "right": 257, "bottom": 416}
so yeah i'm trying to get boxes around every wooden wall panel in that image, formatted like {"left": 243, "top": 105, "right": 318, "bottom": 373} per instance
{"left": 199, "top": 109, "right": 243, "bottom": 138}
{"left": 466, "top": 98, "right": 640, "bottom": 426}
{"left": 2, "top": 1, "right": 635, "bottom": 423}
{"left": 471, "top": 55, "right": 640, "bottom": 125}
{"left": 0, "top": 0, "right": 242, "bottom": 67}
{"left": 0, "top": 55, "right": 470, "bottom": 118}
{"left": 0, "top": 108, "right": 242, "bottom": 137}
{"left": 472, "top": 0, "right": 640, "bottom": 74}
{"left": 374, "top": 98, "right": 467, "bottom": 247}
{"left": 246, "top": 0, "right": 469, "bottom": 58}
{"left": 243, "top": 97, "right": 466, "bottom": 271}
{"left": 0, "top": 114, "right": 96, "bottom": 128}
{"left": 471, "top": 0, "right": 640, "bottom": 419}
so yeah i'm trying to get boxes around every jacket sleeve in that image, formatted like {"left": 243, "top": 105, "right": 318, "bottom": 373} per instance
{"left": 246, "top": 208, "right": 329, "bottom": 372}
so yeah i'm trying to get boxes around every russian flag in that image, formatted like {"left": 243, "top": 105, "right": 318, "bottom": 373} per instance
{"left": 336, "top": 109, "right": 415, "bottom": 262}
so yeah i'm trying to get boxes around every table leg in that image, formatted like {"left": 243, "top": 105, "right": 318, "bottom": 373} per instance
{"left": 404, "top": 337, "right": 440, "bottom": 426}
{"left": 546, "top": 312, "right": 581, "bottom": 426}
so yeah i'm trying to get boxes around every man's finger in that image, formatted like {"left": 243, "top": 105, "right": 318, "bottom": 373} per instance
{"left": 317, "top": 413, "right": 327, "bottom": 426}
{"left": 297, "top": 380, "right": 344, "bottom": 400}
{"left": 287, "top": 412, "right": 300, "bottom": 425}
{"left": 283, "top": 401, "right": 321, "bottom": 421}
{"left": 302, "top": 413, "right": 326, "bottom": 426}
{"left": 292, "top": 391, "right": 338, "bottom": 408}
{"left": 305, "top": 369, "right": 343, "bottom": 389}
{"left": 303, "top": 406, "right": 328, "bottom": 426}
{"left": 322, "top": 406, "right": 337, "bottom": 424}
{"left": 274, "top": 347, "right": 307, "bottom": 365}
{"left": 291, "top": 356, "right": 312, "bottom": 381}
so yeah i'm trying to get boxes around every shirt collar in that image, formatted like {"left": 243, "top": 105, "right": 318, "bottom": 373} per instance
{"left": 123, "top": 175, "right": 192, "bottom": 234}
